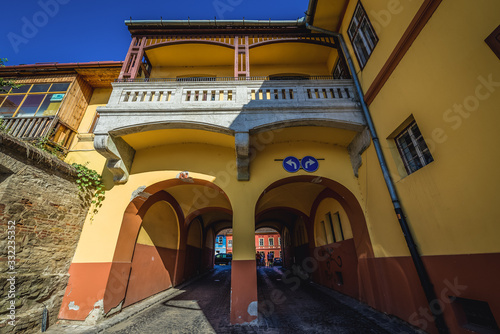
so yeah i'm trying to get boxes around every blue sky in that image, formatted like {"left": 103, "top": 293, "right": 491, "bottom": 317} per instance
{"left": 1, "top": 0, "right": 309, "bottom": 66}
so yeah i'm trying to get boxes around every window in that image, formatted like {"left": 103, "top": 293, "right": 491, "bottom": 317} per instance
{"left": 0, "top": 82, "right": 70, "bottom": 118}
{"left": 228, "top": 239, "right": 232, "bottom": 247}
{"left": 453, "top": 297, "right": 499, "bottom": 333}
{"left": 485, "top": 25, "right": 500, "bottom": 60}
{"left": 327, "top": 212, "right": 345, "bottom": 242}
{"left": 259, "top": 238, "right": 264, "bottom": 246}
{"left": 269, "top": 238, "right": 274, "bottom": 246}
{"left": 278, "top": 237, "right": 281, "bottom": 246}
{"left": 333, "top": 59, "right": 350, "bottom": 79}
{"left": 348, "top": 2, "right": 378, "bottom": 68}
{"left": 396, "top": 121, "right": 434, "bottom": 174}
{"left": 217, "top": 236, "right": 223, "bottom": 244}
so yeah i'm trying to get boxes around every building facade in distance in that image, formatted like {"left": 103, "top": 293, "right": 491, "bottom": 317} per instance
{"left": 225, "top": 228, "right": 282, "bottom": 265}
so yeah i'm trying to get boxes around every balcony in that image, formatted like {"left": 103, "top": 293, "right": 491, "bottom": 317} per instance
{"left": 94, "top": 77, "right": 367, "bottom": 183}
{"left": 1, "top": 115, "right": 76, "bottom": 151}
{"left": 96, "top": 77, "right": 365, "bottom": 135}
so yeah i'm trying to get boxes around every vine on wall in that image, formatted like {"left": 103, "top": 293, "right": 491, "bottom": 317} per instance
{"left": 72, "top": 163, "right": 105, "bottom": 221}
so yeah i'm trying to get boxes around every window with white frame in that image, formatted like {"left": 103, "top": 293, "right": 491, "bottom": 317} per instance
{"left": 259, "top": 238, "right": 264, "bottom": 246}
{"left": 396, "top": 121, "right": 434, "bottom": 174}
{"left": 269, "top": 238, "right": 274, "bottom": 246}
{"left": 217, "top": 236, "right": 223, "bottom": 244}
{"left": 228, "top": 239, "right": 232, "bottom": 247}
{"left": 278, "top": 237, "right": 281, "bottom": 246}
{"left": 348, "top": 2, "right": 378, "bottom": 68}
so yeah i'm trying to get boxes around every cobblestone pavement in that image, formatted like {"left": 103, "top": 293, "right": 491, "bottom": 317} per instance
{"left": 47, "top": 266, "right": 425, "bottom": 334}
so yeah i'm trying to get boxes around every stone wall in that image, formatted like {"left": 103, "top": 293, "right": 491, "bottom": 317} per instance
{"left": 0, "top": 133, "right": 90, "bottom": 333}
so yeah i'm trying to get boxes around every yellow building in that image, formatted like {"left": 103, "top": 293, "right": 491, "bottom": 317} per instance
{"left": 1, "top": 1, "right": 499, "bottom": 333}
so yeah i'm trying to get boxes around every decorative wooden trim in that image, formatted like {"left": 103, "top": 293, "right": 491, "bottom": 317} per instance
{"left": 141, "top": 35, "right": 337, "bottom": 50}
{"left": 364, "top": 0, "right": 442, "bottom": 106}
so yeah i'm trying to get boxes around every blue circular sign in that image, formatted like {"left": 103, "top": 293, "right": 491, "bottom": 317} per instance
{"left": 283, "top": 156, "right": 300, "bottom": 173}
{"left": 301, "top": 156, "right": 319, "bottom": 172}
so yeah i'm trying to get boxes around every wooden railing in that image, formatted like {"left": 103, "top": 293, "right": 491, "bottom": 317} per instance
{"left": 115, "top": 76, "right": 336, "bottom": 83}
{"left": 1, "top": 116, "right": 77, "bottom": 149}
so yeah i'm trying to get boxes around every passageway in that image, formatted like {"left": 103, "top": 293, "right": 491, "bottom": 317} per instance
{"left": 103, "top": 266, "right": 421, "bottom": 334}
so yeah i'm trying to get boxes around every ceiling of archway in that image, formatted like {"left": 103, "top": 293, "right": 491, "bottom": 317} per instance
{"left": 145, "top": 41, "right": 337, "bottom": 69}
{"left": 122, "top": 128, "right": 234, "bottom": 151}
{"left": 253, "top": 126, "right": 357, "bottom": 147}
{"left": 312, "top": 0, "right": 350, "bottom": 32}
{"left": 146, "top": 43, "right": 234, "bottom": 67}
{"left": 199, "top": 210, "right": 232, "bottom": 229}
{"left": 166, "top": 184, "right": 232, "bottom": 218}
{"left": 256, "top": 182, "right": 327, "bottom": 217}
{"left": 250, "top": 42, "right": 334, "bottom": 65}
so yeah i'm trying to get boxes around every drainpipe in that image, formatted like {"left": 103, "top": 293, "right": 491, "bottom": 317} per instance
{"left": 305, "top": 23, "right": 449, "bottom": 334}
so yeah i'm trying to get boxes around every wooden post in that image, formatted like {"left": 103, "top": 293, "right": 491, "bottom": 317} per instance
{"left": 234, "top": 36, "right": 239, "bottom": 78}
{"left": 119, "top": 37, "right": 137, "bottom": 80}
{"left": 244, "top": 36, "right": 250, "bottom": 78}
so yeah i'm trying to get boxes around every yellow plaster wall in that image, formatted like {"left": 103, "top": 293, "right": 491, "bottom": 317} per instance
{"left": 357, "top": 145, "right": 410, "bottom": 258}
{"left": 71, "top": 127, "right": 370, "bottom": 263}
{"left": 64, "top": 150, "right": 107, "bottom": 176}
{"left": 314, "top": 197, "right": 353, "bottom": 247}
{"left": 293, "top": 217, "right": 308, "bottom": 246}
{"left": 71, "top": 169, "right": 219, "bottom": 263}
{"left": 326, "top": 49, "right": 340, "bottom": 74}
{"left": 250, "top": 64, "right": 330, "bottom": 77}
{"left": 151, "top": 66, "right": 233, "bottom": 78}
{"left": 338, "top": 0, "right": 424, "bottom": 91}
{"left": 358, "top": 0, "right": 500, "bottom": 256}
{"left": 76, "top": 88, "right": 112, "bottom": 133}
{"left": 136, "top": 201, "right": 179, "bottom": 249}
{"left": 205, "top": 228, "right": 214, "bottom": 249}
{"left": 187, "top": 219, "right": 203, "bottom": 248}
{"left": 64, "top": 88, "right": 111, "bottom": 172}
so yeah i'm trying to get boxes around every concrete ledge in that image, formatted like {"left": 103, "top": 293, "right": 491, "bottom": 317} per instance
{"left": 0, "top": 132, "right": 77, "bottom": 179}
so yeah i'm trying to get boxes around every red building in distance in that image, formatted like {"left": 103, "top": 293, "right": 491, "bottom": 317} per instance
{"left": 226, "top": 228, "right": 281, "bottom": 266}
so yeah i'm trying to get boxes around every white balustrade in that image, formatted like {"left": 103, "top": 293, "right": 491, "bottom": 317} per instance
{"left": 110, "top": 78, "right": 356, "bottom": 108}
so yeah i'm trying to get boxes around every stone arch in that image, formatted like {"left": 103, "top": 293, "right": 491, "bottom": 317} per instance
{"left": 258, "top": 176, "right": 373, "bottom": 259}
{"left": 123, "top": 200, "right": 180, "bottom": 307}
{"left": 109, "top": 121, "right": 234, "bottom": 138}
{"left": 255, "top": 175, "right": 374, "bottom": 303}
{"left": 103, "top": 178, "right": 232, "bottom": 315}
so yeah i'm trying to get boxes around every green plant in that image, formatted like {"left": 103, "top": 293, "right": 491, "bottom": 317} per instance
{"left": 32, "top": 133, "right": 66, "bottom": 159}
{"left": 72, "top": 163, "right": 106, "bottom": 221}
{"left": 0, "top": 58, "right": 22, "bottom": 93}
{"left": 0, "top": 118, "right": 9, "bottom": 133}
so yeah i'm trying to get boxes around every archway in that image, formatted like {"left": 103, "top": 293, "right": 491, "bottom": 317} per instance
{"left": 255, "top": 175, "right": 374, "bottom": 301}
{"left": 59, "top": 177, "right": 234, "bottom": 319}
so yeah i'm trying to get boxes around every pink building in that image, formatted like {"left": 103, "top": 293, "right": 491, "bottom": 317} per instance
{"left": 226, "top": 228, "right": 281, "bottom": 265}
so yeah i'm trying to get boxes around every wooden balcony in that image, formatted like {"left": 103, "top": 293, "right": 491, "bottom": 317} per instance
{"left": 1, "top": 116, "right": 77, "bottom": 149}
